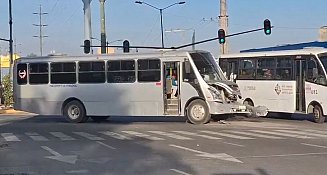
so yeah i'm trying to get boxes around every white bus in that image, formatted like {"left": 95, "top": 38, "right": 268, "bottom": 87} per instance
{"left": 14, "top": 50, "right": 259, "bottom": 124}
{"left": 219, "top": 48, "right": 327, "bottom": 123}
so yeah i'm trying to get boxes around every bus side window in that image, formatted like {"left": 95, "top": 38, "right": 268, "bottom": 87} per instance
{"left": 307, "top": 57, "right": 327, "bottom": 85}
{"left": 17, "top": 63, "right": 28, "bottom": 85}
{"left": 239, "top": 59, "right": 255, "bottom": 79}
{"left": 183, "top": 61, "right": 196, "bottom": 82}
{"left": 276, "top": 57, "right": 292, "bottom": 80}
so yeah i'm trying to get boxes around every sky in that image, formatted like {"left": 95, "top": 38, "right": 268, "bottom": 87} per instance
{"left": 0, "top": 0, "right": 326, "bottom": 57}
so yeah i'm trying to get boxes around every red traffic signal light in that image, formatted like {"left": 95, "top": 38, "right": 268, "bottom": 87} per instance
{"left": 218, "top": 29, "right": 226, "bottom": 44}
{"left": 264, "top": 19, "right": 271, "bottom": 35}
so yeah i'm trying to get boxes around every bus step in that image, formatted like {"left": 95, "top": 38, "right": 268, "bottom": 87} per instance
{"left": 166, "top": 109, "right": 179, "bottom": 115}
{"left": 167, "top": 104, "right": 178, "bottom": 110}
{"left": 167, "top": 99, "right": 178, "bottom": 105}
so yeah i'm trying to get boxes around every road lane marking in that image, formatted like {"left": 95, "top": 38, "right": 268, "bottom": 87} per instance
{"left": 96, "top": 141, "right": 116, "bottom": 150}
{"left": 304, "top": 129, "right": 327, "bottom": 135}
{"left": 25, "top": 132, "right": 48, "bottom": 141}
{"left": 172, "top": 131, "right": 221, "bottom": 140}
{"left": 41, "top": 146, "right": 77, "bottom": 164}
{"left": 250, "top": 130, "right": 313, "bottom": 139}
{"left": 1, "top": 133, "right": 20, "bottom": 142}
{"left": 301, "top": 143, "right": 327, "bottom": 149}
{"left": 121, "top": 131, "right": 164, "bottom": 141}
{"left": 237, "top": 152, "right": 327, "bottom": 159}
{"left": 170, "top": 169, "right": 192, "bottom": 175}
{"left": 50, "top": 132, "right": 76, "bottom": 141}
{"left": 148, "top": 131, "right": 193, "bottom": 140}
{"left": 222, "top": 142, "right": 245, "bottom": 147}
{"left": 99, "top": 131, "right": 132, "bottom": 140}
{"left": 200, "top": 131, "right": 254, "bottom": 139}
{"left": 65, "top": 169, "right": 89, "bottom": 174}
{"left": 73, "top": 132, "right": 105, "bottom": 141}
{"left": 225, "top": 130, "right": 284, "bottom": 139}
{"left": 275, "top": 130, "right": 327, "bottom": 138}
{"left": 169, "top": 144, "right": 242, "bottom": 163}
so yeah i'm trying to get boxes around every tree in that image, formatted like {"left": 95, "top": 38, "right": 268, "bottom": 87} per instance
{"left": 2, "top": 75, "right": 13, "bottom": 108}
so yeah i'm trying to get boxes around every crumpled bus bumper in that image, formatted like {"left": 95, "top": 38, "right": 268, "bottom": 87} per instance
{"left": 207, "top": 101, "right": 268, "bottom": 117}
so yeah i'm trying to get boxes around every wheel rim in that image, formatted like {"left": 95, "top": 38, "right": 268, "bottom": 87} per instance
{"left": 314, "top": 107, "right": 321, "bottom": 120}
{"left": 68, "top": 105, "right": 80, "bottom": 120}
{"left": 191, "top": 104, "right": 205, "bottom": 121}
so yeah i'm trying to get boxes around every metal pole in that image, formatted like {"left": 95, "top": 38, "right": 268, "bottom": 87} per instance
{"left": 9, "top": 0, "right": 13, "bottom": 79}
{"left": 82, "top": 0, "right": 93, "bottom": 53}
{"left": 99, "top": 0, "right": 106, "bottom": 54}
{"left": 160, "top": 9, "right": 164, "bottom": 48}
{"left": 39, "top": 5, "right": 43, "bottom": 56}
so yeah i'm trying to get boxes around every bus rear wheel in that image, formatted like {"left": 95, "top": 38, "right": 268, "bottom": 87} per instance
{"left": 187, "top": 99, "right": 211, "bottom": 124}
{"left": 63, "top": 100, "right": 88, "bottom": 123}
{"left": 313, "top": 105, "right": 325, "bottom": 123}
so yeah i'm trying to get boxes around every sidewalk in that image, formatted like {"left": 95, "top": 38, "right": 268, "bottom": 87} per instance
{"left": 0, "top": 107, "right": 33, "bottom": 115}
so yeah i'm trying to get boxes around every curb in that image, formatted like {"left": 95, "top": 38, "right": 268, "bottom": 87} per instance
{"left": 0, "top": 109, "right": 33, "bottom": 115}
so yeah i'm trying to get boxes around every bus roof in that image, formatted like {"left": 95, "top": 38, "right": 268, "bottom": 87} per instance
{"left": 16, "top": 50, "right": 210, "bottom": 63}
{"left": 220, "top": 48, "right": 327, "bottom": 58}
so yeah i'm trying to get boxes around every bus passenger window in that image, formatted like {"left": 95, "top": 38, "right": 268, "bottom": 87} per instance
{"left": 17, "top": 63, "right": 28, "bottom": 85}
{"left": 108, "top": 60, "right": 135, "bottom": 83}
{"left": 307, "top": 57, "right": 327, "bottom": 85}
{"left": 238, "top": 59, "right": 255, "bottom": 79}
{"left": 29, "top": 63, "right": 49, "bottom": 84}
{"left": 137, "top": 59, "right": 161, "bottom": 82}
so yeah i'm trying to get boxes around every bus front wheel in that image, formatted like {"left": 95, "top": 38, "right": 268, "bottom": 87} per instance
{"left": 63, "top": 100, "right": 88, "bottom": 123}
{"left": 187, "top": 99, "right": 211, "bottom": 124}
{"left": 313, "top": 105, "right": 325, "bottom": 123}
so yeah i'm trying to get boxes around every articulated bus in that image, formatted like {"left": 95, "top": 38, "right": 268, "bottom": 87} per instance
{"left": 219, "top": 48, "right": 327, "bottom": 123}
{"left": 14, "top": 50, "right": 256, "bottom": 124}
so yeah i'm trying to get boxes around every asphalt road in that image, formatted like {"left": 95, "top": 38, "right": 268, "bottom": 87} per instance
{"left": 1, "top": 114, "right": 327, "bottom": 175}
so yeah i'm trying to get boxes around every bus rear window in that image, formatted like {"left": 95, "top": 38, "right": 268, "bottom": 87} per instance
{"left": 17, "top": 63, "right": 28, "bottom": 85}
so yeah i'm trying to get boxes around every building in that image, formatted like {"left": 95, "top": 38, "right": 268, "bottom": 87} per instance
{"left": 0, "top": 54, "right": 20, "bottom": 79}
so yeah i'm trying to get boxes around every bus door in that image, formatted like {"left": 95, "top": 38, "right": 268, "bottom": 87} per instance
{"left": 163, "top": 62, "right": 180, "bottom": 116}
{"left": 295, "top": 57, "right": 306, "bottom": 112}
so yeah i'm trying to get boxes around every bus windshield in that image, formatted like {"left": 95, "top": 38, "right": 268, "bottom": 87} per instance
{"left": 319, "top": 53, "right": 327, "bottom": 73}
{"left": 190, "top": 52, "right": 227, "bottom": 82}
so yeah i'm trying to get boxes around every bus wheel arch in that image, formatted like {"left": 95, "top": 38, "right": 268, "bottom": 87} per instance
{"left": 308, "top": 101, "right": 325, "bottom": 123}
{"left": 185, "top": 98, "right": 211, "bottom": 125}
{"left": 62, "top": 98, "right": 89, "bottom": 123}
{"left": 243, "top": 98, "right": 254, "bottom": 106}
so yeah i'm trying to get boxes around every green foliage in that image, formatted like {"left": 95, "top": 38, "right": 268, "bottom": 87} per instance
{"left": 2, "top": 75, "right": 13, "bottom": 108}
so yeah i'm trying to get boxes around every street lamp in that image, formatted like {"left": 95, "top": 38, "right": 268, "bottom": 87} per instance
{"left": 135, "top": 1, "right": 185, "bottom": 48}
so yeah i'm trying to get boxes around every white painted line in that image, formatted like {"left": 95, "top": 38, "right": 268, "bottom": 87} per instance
{"left": 99, "top": 131, "right": 132, "bottom": 140}
{"left": 250, "top": 130, "right": 313, "bottom": 139}
{"left": 226, "top": 130, "right": 284, "bottom": 139}
{"left": 96, "top": 141, "right": 116, "bottom": 150}
{"left": 222, "top": 142, "right": 245, "bottom": 147}
{"left": 148, "top": 131, "right": 193, "bottom": 140}
{"left": 73, "top": 132, "right": 105, "bottom": 141}
{"left": 169, "top": 144, "right": 242, "bottom": 163}
{"left": 301, "top": 143, "right": 327, "bottom": 149}
{"left": 200, "top": 131, "right": 254, "bottom": 139}
{"left": 121, "top": 131, "right": 164, "bottom": 141}
{"left": 50, "top": 132, "right": 76, "bottom": 141}
{"left": 65, "top": 169, "right": 89, "bottom": 174}
{"left": 170, "top": 169, "right": 192, "bottom": 175}
{"left": 237, "top": 152, "right": 327, "bottom": 159}
{"left": 276, "top": 130, "right": 327, "bottom": 138}
{"left": 304, "top": 129, "right": 327, "bottom": 135}
{"left": 41, "top": 146, "right": 78, "bottom": 164}
{"left": 25, "top": 132, "right": 49, "bottom": 141}
{"left": 1, "top": 133, "right": 21, "bottom": 142}
{"left": 172, "top": 131, "right": 221, "bottom": 140}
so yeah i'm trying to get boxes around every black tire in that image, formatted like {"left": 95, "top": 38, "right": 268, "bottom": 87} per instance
{"left": 186, "top": 99, "right": 211, "bottom": 124}
{"left": 243, "top": 100, "right": 254, "bottom": 107}
{"left": 63, "top": 100, "right": 88, "bottom": 123}
{"left": 313, "top": 105, "right": 325, "bottom": 123}
{"left": 91, "top": 116, "right": 109, "bottom": 122}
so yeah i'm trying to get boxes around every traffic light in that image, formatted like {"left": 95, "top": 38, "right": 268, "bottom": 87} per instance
{"left": 123, "top": 40, "right": 130, "bottom": 53}
{"left": 218, "top": 29, "right": 226, "bottom": 44}
{"left": 84, "top": 40, "right": 91, "bottom": 54}
{"left": 264, "top": 19, "right": 271, "bottom": 35}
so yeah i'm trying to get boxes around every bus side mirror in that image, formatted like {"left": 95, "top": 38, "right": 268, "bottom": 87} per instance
{"left": 313, "top": 68, "right": 318, "bottom": 78}
{"left": 185, "top": 60, "right": 191, "bottom": 73}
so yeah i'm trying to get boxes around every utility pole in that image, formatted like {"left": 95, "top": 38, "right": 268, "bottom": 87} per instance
{"left": 219, "top": 0, "right": 228, "bottom": 54}
{"left": 33, "top": 5, "right": 48, "bottom": 56}
{"left": 99, "top": 0, "right": 107, "bottom": 54}
{"left": 82, "top": 0, "right": 93, "bottom": 54}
